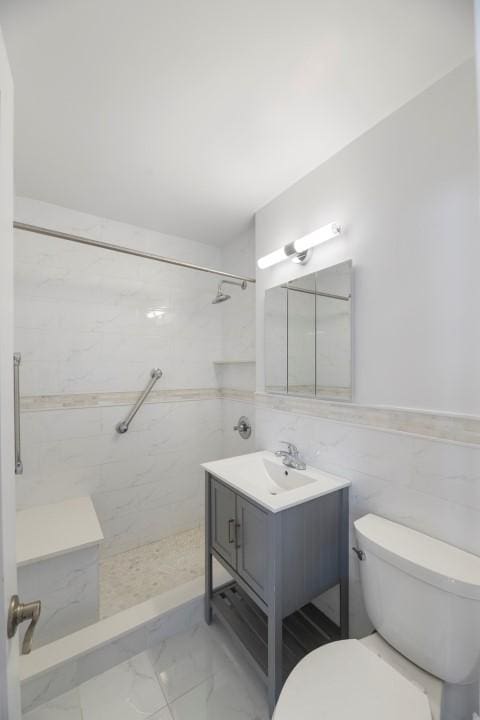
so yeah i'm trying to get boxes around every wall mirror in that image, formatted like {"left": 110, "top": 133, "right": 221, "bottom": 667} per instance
{"left": 264, "top": 260, "right": 352, "bottom": 400}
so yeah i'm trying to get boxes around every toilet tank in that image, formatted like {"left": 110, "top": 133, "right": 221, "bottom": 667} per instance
{"left": 354, "top": 514, "right": 480, "bottom": 685}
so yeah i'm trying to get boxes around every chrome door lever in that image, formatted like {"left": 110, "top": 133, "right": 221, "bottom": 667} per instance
{"left": 7, "top": 594, "right": 41, "bottom": 654}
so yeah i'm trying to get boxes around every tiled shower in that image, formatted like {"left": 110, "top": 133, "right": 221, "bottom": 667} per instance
{"left": 14, "top": 195, "right": 256, "bottom": 646}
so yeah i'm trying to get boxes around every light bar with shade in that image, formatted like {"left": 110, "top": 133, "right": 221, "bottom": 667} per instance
{"left": 257, "top": 222, "right": 341, "bottom": 269}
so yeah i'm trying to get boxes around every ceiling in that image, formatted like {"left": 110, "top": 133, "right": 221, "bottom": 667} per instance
{"left": 0, "top": 0, "right": 474, "bottom": 245}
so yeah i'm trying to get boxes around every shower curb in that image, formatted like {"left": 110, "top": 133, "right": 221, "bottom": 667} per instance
{"left": 20, "top": 563, "right": 230, "bottom": 712}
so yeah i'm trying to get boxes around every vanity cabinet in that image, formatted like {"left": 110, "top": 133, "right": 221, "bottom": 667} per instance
{"left": 211, "top": 478, "right": 268, "bottom": 599}
{"left": 210, "top": 479, "right": 237, "bottom": 567}
{"left": 205, "top": 472, "right": 349, "bottom": 716}
{"left": 236, "top": 495, "right": 268, "bottom": 599}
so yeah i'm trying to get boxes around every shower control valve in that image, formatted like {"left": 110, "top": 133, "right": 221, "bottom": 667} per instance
{"left": 234, "top": 416, "right": 252, "bottom": 439}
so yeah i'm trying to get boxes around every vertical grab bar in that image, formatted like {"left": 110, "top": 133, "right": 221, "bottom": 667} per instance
{"left": 13, "top": 353, "right": 23, "bottom": 475}
{"left": 116, "top": 368, "right": 163, "bottom": 434}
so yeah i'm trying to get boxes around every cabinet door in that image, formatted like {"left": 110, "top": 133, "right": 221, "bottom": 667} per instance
{"left": 210, "top": 479, "right": 237, "bottom": 568}
{"left": 236, "top": 497, "right": 268, "bottom": 600}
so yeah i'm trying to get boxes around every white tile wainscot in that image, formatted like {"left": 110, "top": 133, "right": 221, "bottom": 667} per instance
{"left": 17, "top": 497, "right": 104, "bottom": 648}
{"left": 254, "top": 403, "right": 480, "bottom": 638}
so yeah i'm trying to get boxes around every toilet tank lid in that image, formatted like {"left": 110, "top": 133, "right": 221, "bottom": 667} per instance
{"left": 354, "top": 514, "right": 480, "bottom": 600}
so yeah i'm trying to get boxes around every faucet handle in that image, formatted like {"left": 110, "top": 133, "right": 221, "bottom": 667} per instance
{"left": 280, "top": 441, "right": 298, "bottom": 455}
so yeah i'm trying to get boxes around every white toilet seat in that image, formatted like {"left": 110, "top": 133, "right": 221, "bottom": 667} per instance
{"left": 273, "top": 639, "right": 432, "bottom": 720}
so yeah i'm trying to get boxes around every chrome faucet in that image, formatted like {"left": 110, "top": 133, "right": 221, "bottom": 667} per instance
{"left": 274, "top": 442, "right": 306, "bottom": 470}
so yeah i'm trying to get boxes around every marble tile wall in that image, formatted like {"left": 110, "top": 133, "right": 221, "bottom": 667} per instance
{"left": 255, "top": 405, "right": 480, "bottom": 637}
{"left": 18, "top": 546, "right": 99, "bottom": 647}
{"left": 18, "top": 399, "right": 223, "bottom": 556}
{"left": 219, "top": 227, "right": 256, "bottom": 366}
{"left": 14, "top": 197, "right": 223, "bottom": 396}
{"left": 221, "top": 398, "right": 256, "bottom": 458}
{"left": 14, "top": 198, "right": 257, "bottom": 558}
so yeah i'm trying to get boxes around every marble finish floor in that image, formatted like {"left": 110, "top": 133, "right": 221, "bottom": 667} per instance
{"left": 23, "top": 621, "right": 269, "bottom": 720}
{"left": 100, "top": 527, "right": 204, "bottom": 618}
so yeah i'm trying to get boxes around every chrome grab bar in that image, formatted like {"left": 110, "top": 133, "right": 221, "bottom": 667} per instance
{"left": 13, "top": 353, "right": 23, "bottom": 474}
{"left": 116, "top": 368, "right": 163, "bottom": 434}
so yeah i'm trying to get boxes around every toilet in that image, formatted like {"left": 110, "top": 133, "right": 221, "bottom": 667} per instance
{"left": 274, "top": 514, "right": 480, "bottom": 720}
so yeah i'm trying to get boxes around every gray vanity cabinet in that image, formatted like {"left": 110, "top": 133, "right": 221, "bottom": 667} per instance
{"left": 205, "top": 472, "right": 349, "bottom": 717}
{"left": 236, "top": 496, "right": 268, "bottom": 600}
{"left": 210, "top": 479, "right": 237, "bottom": 566}
{"left": 210, "top": 478, "right": 268, "bottom": 599}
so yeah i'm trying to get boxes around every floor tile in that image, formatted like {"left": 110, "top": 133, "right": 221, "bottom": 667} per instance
{"left": 169, "top": 664, "right": 269, "bottom": 720}
{"left": 147, "top": 623, "right": 232, "bottom": 703}
{"left": 23, "top": 688, "right": 82, "bottom": 720}
{"left": 79, "top": 651, "right": 167, "bottom": 719}
{"left": 100, "top": 527, "right": 204, "bottom": 617}
{"left": 24, "top": 621, "right": 268, "bottom": 720}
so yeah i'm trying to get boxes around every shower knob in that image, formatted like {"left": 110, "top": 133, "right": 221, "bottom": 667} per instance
{"left": 234, "top": 416, "right": 252, "bottom": 439}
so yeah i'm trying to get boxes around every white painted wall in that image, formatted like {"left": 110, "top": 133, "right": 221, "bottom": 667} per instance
{"left": 256, "top": 60, "right": 480, "bottom": 415}
{"left": 254, "top": 62, "right": 480, "bottom": 646}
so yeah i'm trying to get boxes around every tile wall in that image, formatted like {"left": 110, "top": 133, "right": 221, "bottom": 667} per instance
{"left": 14, "top": 197, "right": 256, "bottom": 557}
{"left": 255, "top": 406, "right": 480, "bottom": 636}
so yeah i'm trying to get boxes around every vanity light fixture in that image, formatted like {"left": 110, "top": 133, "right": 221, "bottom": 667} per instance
{"left": 257, "top": 222, "right": 341, "bottom": 269}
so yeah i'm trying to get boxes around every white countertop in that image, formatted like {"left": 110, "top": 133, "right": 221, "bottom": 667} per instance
{"left": 17, "top": 496, "right": 104, "bottom": 567}
{"left": 202, "top": 450, "right": 350, "bottom": 512}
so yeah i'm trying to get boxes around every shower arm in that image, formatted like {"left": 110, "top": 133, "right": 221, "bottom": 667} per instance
{"left": 217, "top": 279, "right": 247, "bottom": 291}
{"left": 116, "top": 368, "right": 163, "bottom": 434}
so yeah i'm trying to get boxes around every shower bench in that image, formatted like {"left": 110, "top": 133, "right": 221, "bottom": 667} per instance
{"left": 16, "top": 496, "right": 104, "bottom": 649}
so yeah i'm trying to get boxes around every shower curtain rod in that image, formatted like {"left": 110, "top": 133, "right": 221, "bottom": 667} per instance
{"left": 13, "top": 221, "right": 256, "bottom": 284}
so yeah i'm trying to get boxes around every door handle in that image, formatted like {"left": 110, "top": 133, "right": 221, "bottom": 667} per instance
{"left": 235, "top": 522, "right": 241, "bottom": 549}
{"left": 7, "top": 594, "right": 41, "bottom": 655}
{"left": 228, "top": 518, "right": 235, "bottom": 544}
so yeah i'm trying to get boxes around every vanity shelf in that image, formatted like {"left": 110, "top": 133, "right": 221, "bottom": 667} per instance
{"left": 203, "top": 454, "right": 350, "bottom": 715}
{"left": 212, "top": 581, "right": 341, "bottom": 682}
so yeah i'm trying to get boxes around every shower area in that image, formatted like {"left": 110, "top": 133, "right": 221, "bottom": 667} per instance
{"left": 13, "top": 198, "right": 256, "bottom": 658}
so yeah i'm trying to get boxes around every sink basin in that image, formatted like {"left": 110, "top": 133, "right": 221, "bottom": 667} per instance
{"left": 262, "top": 458, "right": 315, "bottom": 493}
{"left": 202, "top": 451, "right": 350, "bottom": 512}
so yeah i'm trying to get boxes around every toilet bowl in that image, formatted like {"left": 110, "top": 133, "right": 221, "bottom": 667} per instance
{"left": 274, "top": 514, "right": 480, "bottom": 720}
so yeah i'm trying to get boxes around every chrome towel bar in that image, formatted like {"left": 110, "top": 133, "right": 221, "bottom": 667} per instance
{"left": 14, "top": 352, "right": 23, "bottom": 474}
{"left": 116, "top": 368, "right": 163, "bottom": 434}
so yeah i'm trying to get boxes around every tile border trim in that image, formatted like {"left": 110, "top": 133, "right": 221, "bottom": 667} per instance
{"left": 21, "top": 387, "right": 480, "bottom": 445}
{"left": 255, "top": 392, "right": 480, "bottom": 446}
{"left": 20, "top": 388, "right": 255, "bottom": 412}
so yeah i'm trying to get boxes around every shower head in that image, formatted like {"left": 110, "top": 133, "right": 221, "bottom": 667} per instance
{"left": 212, "top": 290, "right": 231, "bottom": 304}
{"left": 212, "top": 279, "right": 247, "bottom": 304}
